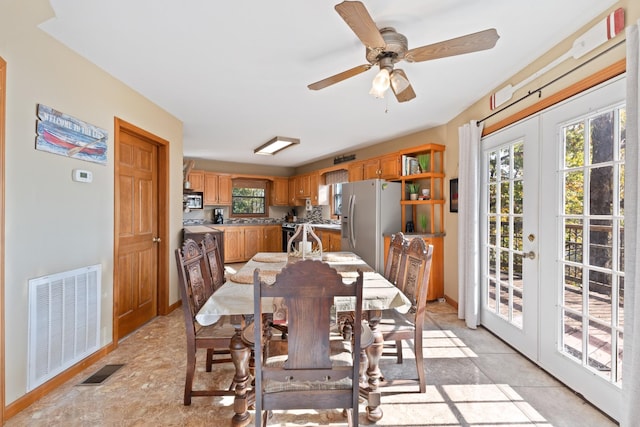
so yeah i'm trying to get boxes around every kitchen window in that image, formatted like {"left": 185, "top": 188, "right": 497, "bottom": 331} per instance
{"left": 325, "top": 169, "right": 348, "bottom": 217}
{"left": 231, "top": 179, "right": 267, "bottom": 217}
{"left": 333, "top": 183, "right": 343, "bottom": 216}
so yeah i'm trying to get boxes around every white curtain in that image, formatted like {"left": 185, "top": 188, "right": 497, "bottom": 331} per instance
{"left": 457, "top": 120, "right": 484, "bottom": 328}
{"left": 622, "top": 19, "right": 640, "bottom": 427}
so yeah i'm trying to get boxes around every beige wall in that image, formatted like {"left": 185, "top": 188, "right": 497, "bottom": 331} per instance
{"left": 1, "top": 0, "right": 184, "bottom": 404}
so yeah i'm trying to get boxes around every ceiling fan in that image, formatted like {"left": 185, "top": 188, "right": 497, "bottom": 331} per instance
{"left": 308, "top": 1, "right": 500, "bottom": 102}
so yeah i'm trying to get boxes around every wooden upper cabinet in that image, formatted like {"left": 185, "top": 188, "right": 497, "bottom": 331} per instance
{"left": 297, "top": 174, "right": 311, "bottom": 198}
{"left": 309, "top": 172, "right": 319, "bottom": 204}
{"left": 288, "top": 177, "right": 298, "bottom": 205}
{"left": 186, "top": 170, "right": 205, "bottom": 191}
{"left": 379, "top": 153, "right": 400, "bottom": 180}
{"left": 362, "top": 155, "right": 400, "bottom": 180}
{"left": 348, "top": 161, "right": 364, "bottom": 182}
{"left": 217, "top": 174, "right": 232, "bottom": 204}
{"left": 270, "top": 177, "right": 289, "bottom": 206}
{"left": 363, "top": 158, "right": 381, "bottom": 180}
{"left": 203, "top": 172, "right": 232, "bottom": 205}
{"left": 203, "top": 173, "right": 218, "bottom": 205}
{"left": 288, "top": 174, "right": 311, "bottom": 202}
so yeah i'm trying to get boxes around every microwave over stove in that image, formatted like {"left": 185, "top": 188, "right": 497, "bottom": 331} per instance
{"left": 183, "top": 191, "right": 204, "bottom": 209}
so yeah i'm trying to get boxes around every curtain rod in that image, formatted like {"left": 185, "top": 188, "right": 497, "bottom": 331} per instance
{"left": 477, "top": 39, "right": 626, "bottom": 126}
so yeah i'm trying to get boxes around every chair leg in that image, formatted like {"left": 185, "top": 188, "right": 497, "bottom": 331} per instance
{"left": 414, "top": 335, "right": 426, "bottom": 393}
{"left": 184, "top": 347, "right": 196, "bottom": 405}
{"left": 205, "top": 348, "right": 214, "bottom": 372}
{"left": 395, "top": 339, "right": 403, "bottom": 363}
{"left": 345, "top": 408, "right": 354, "bottom": 426}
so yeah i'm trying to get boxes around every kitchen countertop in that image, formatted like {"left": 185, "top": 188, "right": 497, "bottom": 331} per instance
{"left": 183, "top": 225, "right": 223, "bottom": 233}
{"left": 310, "top": 223, "right": 341, "bottom": 231}
{"left": 183, "top": 222, "right": 341, "bottom": 231}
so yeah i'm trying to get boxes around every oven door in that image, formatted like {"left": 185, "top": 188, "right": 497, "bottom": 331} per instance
{"left": 282, "top": 227, "right": 295, "bottom": 252}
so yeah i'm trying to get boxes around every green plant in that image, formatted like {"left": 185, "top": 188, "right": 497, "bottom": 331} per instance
{"left": 417, "top": 154, "right": 430, "bottom": 172}
{"left": 419, "top": 214, "right": 428, "bottom": 231}
{"left": 406, "top": 183, "right": 420, "bottom": 194}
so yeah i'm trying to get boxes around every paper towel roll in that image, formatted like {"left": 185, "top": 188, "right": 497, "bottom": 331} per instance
{"left": 298, "top": 241, "right": 312, "bottom": 253}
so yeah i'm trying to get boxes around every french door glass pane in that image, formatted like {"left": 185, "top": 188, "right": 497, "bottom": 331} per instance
{"left": 558, "top": 105, "right": 625, "bottom": 385}
{"left": 484, "top": 140, "right": 525, "bottom": 329}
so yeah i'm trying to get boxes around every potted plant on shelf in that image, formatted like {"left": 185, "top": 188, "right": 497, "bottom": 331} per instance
{"left": 419, "top": 213, "right": 428, "bottom": 233}
{"left": 417, "top": 153, "right": 430, "bottom": 173}
{"left": 407, "top": 183, "right": 420, "bottom": 200}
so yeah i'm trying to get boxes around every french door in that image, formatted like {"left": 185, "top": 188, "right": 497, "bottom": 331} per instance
{"left": 480, "top": 76, "right": 626, "bottom": 420}
{"left": 480, "top": 118, "right": 540, "bottom": 361}
{"left": 538, "top": 77, "right": 625, "bottom": 419}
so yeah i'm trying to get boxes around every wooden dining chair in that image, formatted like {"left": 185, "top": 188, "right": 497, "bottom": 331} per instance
{"left": 379, "top": 237, "right": 433, "bottom": 393}
{"left": 175, "top": 238, "right": 237, "bottom": 405}
{"left": 384, "top": 232, "right": 407, "bottom": 285}
{"left": 201, "top": 232, "right": 225, "bottom": 291}
{"left": 252, "top": 259, "right": 364, "bottom": 427}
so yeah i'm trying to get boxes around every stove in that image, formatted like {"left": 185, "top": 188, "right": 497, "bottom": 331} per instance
{"left": 282, "top": 223, "right": 297, "bottom": 252}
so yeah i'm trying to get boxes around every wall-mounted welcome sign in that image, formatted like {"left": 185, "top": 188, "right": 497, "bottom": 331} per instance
{"left": 35, "top": 104, "right": 108, "bottom": 165}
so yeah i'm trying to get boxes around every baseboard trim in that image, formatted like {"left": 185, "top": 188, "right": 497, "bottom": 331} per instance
{"left": 3, "top": 341, "right": 117, "bottom": 420}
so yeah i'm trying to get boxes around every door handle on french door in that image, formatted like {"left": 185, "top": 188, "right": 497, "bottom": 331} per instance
{"left": 521, "top": 250, "right": 536, "bottom": 260}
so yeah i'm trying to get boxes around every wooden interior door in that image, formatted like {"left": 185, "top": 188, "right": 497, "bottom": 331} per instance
{"left": 1, "top": 55, "right": 6, "bottom": 426}
{"left": 115, "top": 123, "right": 159, "bottom": 339}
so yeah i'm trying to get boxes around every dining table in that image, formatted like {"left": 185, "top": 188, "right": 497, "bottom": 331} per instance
{"left": 196, "top": 251, "right": 411, "bottom": 426}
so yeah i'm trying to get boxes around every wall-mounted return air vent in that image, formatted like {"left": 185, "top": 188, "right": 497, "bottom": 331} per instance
{"left": 27, "top": 264, "right": 101, "bottom": 391}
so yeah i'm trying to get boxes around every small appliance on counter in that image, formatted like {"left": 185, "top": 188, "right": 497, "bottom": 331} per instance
{"left": 213, "top": 208, "right": 224, "bottom": 224}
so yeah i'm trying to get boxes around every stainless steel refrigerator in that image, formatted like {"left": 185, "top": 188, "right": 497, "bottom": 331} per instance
{"left": 340, "top": 179, "right": 401, "bottom": 273}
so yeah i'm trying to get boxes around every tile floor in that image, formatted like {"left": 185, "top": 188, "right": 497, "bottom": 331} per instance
{"left": 5, "top": 300, "right": 617, "bottom": 426}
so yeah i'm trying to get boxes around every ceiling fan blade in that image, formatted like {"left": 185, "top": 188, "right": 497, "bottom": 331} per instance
{"left": 308, "top": 64, "right": 372, "bottom": 90}
{"left": 335, "top": 1, "right": 385, "bottom": 49}
{"left": 405, "top": 28, "right": 499, "bottom": 62}
{"left": 390, "top": 69, "right": 416, "bottom": 103}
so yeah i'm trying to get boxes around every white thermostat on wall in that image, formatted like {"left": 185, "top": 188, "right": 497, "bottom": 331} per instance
{"left": 72, "top": 169, "right": 93, "bottom": 183}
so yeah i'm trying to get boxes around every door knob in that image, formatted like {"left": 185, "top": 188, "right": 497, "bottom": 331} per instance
{"left": 523, "top": 250, "right": 535, "bottom": 260}
{"left": 152, "top": 237, "right": 161, "bottom": 243}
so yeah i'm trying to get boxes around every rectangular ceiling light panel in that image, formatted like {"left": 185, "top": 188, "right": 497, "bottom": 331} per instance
{"left": 254, "top": 136, "right": 300, "bottom": 155}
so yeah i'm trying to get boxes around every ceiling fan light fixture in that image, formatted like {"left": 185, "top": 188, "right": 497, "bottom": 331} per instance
{"left": 369, "top": 68, "right": 390, "bottom": 98}
{"left": 254, "top": 136, "right": 300, "bottom": 155}
{"left": 390, "top": 70, "right": 410, "bottom": 94}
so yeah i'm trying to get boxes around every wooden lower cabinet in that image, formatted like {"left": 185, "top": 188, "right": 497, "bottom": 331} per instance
{"left": 218, "top": 225, "right": 283, "bottom": 263}
{"left": 243, "top": 227, "right": 261, "bottom": 260}
{"left": 383, "top": 234, "right": 444, "bottom": 301}
{"left": 263, "top": 225, "right": 282, "bottom": 252}
{"left": 222, "top": 227, "right": 244, "bottom": 263}
{"left": 319, "top": 229, "right": 342, "bottom": 252}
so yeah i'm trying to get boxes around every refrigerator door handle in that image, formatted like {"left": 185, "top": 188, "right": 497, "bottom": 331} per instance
{"left": 348, "top": 194, "right": 356, "bottom": 248}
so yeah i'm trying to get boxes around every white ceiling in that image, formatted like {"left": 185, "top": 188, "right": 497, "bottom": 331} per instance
{"left": 39, "top": 0, "right": 619, "bottom": 167}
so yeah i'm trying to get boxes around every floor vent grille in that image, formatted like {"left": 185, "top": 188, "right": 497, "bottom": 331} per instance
{"left": 79, "top": 364, "right": 124, "bottom": 385}
{"left": 27, "top": 264, "right": 102, "bottom": 391}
